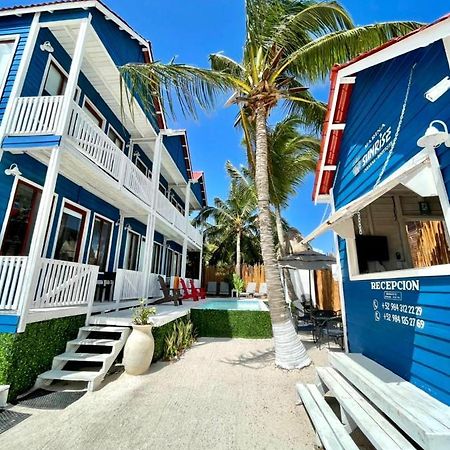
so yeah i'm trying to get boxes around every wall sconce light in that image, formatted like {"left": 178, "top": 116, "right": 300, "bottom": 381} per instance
{"left": 417, "top": 120, "right": 450, "bottom": 148}
{"left": 425, "top": 76, "right": 450, "bottom": 102}
{"left": 4, "top": 164, "right": 21, "bottom": 177}
{"left": 40, "top": 41, "right": 54, "bottom": 53}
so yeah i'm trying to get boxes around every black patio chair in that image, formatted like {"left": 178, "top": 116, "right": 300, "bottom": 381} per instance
{"left": 150, "top": 276, "right": 182, "bottom": 306}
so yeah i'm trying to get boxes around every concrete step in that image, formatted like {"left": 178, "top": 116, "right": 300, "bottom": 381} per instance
{"left": 68, "top": 338, "right": 117, "bottom": 347}
{"left": 79, "top": 326, "right": 130, "bottom": 334}
{"left": 54, "top": 352, "right": 110, "bottom": 363}
{"left": 38, "top": 369, "right": 101, "bottom": 382}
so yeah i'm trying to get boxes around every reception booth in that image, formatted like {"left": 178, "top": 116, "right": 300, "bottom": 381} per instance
{"left": 305, "top": 16, "right": 450, "bottom": 406}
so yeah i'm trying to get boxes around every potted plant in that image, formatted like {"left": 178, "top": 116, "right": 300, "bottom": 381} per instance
{"left": 232, "top": 273, "right": 245, "bottom": 297}
{"left": 123, "top": 300, "right": 156, "bottom": 375}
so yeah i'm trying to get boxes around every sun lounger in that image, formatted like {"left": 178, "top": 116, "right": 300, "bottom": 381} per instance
{"left": 219, "top": 282, "right": 230, "bottom": 296}
{"left": 206, "top": 281, "right": 217, "bottom": 296}
{"left": 239, "top": 282, "right": 256, "bottom": 298}
{"left": 254, "top": 282, "right": 267, "bottom": 298}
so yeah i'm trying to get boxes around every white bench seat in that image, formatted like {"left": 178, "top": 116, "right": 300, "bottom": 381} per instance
{"left": 296, "top": 383, "right": 359, "bottom": 450}
{"left": 330, "top": 352, "right": 450, "bottom": 450}
{"left": 316, "top": 366, "right": 416, "bottom": 450}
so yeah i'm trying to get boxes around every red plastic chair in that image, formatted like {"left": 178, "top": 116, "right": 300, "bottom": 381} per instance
{"left": 190, "top": 279, "right": 206, "bottom": 300}
{"left": 179, "top": 278, "right": 198, "bottom": 301}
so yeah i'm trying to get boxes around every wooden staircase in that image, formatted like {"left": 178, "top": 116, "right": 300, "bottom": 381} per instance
{"left": 35, "top": 326, "right": 131, "bottom": 392}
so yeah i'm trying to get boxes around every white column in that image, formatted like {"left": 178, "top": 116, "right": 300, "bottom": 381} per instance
{"left": 56, "top": 16, "right": 91, "bottom": 135}
{"left": 0, "top": 13, "right": 41, "bottom": 149}
{"left": 198, "top": 245, "right": 203, "bottom": 284}
{"left": 180, "top": 180, "right": 191, "bottom": 278}
{"left": 18, "top": 147, "right": 62, "bottom": 331}
{"left": 142, "top": 213, "right": 154, "bottom": 298}
{"left": 113, "top": 213, "right": 124, "bottom": 271}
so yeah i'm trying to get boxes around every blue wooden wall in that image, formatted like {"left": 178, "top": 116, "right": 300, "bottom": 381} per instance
{"left": 334, "top": 39, "right": 450, "bottom": 405}
{"left": 0, "top": 15, "right": 32, "bottom": 124}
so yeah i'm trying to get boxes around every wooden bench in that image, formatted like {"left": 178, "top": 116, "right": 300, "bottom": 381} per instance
{"left": 329, "top": 352, "right": 450, "bottom": 450}
{"left": 296, "top": 383, "right": 359, "bottom": 450}
{"left": 316, "top": 366, "right": 416, "bottom": 450}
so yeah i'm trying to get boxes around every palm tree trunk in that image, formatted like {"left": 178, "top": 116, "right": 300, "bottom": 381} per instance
{"left": 254, "top": 106, "right": 310, "bottom": 370}
{"left": 236, "top": 230, "right": 241, "bottom": 277}
{"left": 275, "top": 206, "right": 286, "bottom": 257}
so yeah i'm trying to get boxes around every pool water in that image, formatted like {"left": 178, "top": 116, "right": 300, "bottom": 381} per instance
{"left": 194, "top": 299, "right": 267, "bottom": 311}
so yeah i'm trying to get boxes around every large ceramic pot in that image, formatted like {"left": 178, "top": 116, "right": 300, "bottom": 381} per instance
{"left": 123, "top": 324, "right": 155, "bottom": 375}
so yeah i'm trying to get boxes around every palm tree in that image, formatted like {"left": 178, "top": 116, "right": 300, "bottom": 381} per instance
{"left": 193, "top": 163, "right": 258, "bottom": 276}
{"left": 120, "top": 0, "right": 420, "bottom": 369}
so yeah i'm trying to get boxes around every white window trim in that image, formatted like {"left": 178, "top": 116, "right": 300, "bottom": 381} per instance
{"left": 0, "top": 35, "right": 20, "bottom": 100}
{"left": 124, "top": 228, "right": 143, "bottom": 271}
{"left": 135, "top": 155, "right": 149, "bottom": 177}
{"left": 87, "top": 212, "right": 114, "bottom": 273}
{"left": 107, "top": 124, "right": 125, "bottom": 150}
{"left": 39, "top": 54, "right": 80, "bottom": 101}
{"left": 51, "top": 198, "right": 91, "bottom": 263}
{"left": 346, "top": 147, "right": 450, "bottom": 281}
{"left": 82, "top": 95, "right": 106, "bottom": 131}
{"left": 152, "top": 241, "right": 163, "bottom": 274}
{"left": 0, "top": 175, "right": 58, "bottom": 256}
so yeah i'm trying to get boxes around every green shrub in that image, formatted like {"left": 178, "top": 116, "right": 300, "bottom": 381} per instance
{"left": 0, "top": 315, "right": 85, "bottom": 401}
{"left": 163, "top": 320, "right": 196, "bottom": 361}
{"left": 190, "top": 309, "right": 272, "bottom": 338}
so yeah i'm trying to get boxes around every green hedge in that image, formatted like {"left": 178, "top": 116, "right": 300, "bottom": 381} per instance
{"left": 0, "top": 315, "right": 85, "bottom": 401}
{"left": 190, "top": 309, "right": 272, "bottom": 338}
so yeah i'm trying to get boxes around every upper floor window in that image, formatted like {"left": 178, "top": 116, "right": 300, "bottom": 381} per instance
{"left": 135, "top": 156, "right": 148, "bottom": 176}
{"left": 83, "top": 98, "right": 105, "bottom": 130}
{"left": 43, "top": 61, "right": 67, "bottom": 96}
{"left": 0, "top": 39, "right": 16, "bottom": 96}
{"left": 107, "top": 126, "right": 125, "bottom": 151}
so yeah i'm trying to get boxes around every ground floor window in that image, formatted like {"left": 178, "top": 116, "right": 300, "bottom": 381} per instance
{"left": 152, "top": 242, "right": 162, "bottom": 273}
{"left": 88, "top": 215, "right": 113, "bottom": 271}
{"left": 54, "top": 203, "right": 87, "bottom": 262}
{"left": 0, "top": 180, "right": 42, "bottom": 256}
{"left": 351, "top": 181, "right": 450, "bottom": 275}
{"left": 124, "top": 230, "right": 142, "bottom": 271}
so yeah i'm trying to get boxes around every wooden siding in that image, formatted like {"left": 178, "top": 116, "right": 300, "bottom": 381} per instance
{"left": 333, "top": 40, "right": 450, "bottom": 209}
{"left": 334, "top": 38, "right": 450, "bottom": 405}
{"left": 0, "top": 15, "right": 32, "bottom": 125}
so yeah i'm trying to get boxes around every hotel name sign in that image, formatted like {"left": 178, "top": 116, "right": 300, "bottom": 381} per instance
{"left": 369, "top": 279, "right": 425, "bottom": 330}
{"left": 353, "top": 124, "right": 392, "bottom": 176}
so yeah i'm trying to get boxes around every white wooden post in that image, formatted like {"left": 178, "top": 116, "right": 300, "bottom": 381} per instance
{"left": 142, "top": 213, "right": 154, "bottom": 298}
{"left": 113, "top": 214, "right": 124, "bottom": 271}
{"left": 181, "top": 180, "right": 191, "bottom": 278}
{"left": 198, "top": 244, "right": 204, "bottom": 285}
{"left": 56, "top": 16, "right": 91, "bottom": 135}
{"left": 0, "top": 13, "right": 41, "bottom": 150}
{"left": 17, "top": 147, "right": 62, "bottom": 331}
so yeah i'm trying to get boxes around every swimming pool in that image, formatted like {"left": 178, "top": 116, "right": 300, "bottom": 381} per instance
{"left": 193, "top": 299, "right": 268, "bottom": 311}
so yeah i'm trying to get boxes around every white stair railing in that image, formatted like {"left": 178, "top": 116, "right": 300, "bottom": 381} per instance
{"left": 7, "top": 96, "right": 64, "bottom": 136}
{"left": 32, "top": 258, "right": 99, "bottom": 309}
{"left": 0, "top": 256, "right": 28, "bottom": 311}
{"left": 67, "top": 103, "right": 122, "bottom": 180}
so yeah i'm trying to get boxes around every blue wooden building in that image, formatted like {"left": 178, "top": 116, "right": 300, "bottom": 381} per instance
{"left": 305, "top": 15, "right": 450, "bottom": 407}
{"left": 0, "top": 0, "right": 206, "bottom": 337}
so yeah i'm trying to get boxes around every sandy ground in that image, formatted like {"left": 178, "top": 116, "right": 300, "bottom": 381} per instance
{"left": 1, "top": 333, "right": 338, "bottom": 450}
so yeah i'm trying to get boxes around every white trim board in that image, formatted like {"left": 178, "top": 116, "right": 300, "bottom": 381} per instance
{"left": 51, "top": 197, "right": 91, "bottom": 263}
{"left": 86, "top": 211, "right": 114, "bottom": 273}
{"left": 0, "top": 35, "right": 20, "bottom": 100}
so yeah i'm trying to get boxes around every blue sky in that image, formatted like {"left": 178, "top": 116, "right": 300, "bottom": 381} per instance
{"left": 4, "top": 0, "right": 450, "bottom": 253}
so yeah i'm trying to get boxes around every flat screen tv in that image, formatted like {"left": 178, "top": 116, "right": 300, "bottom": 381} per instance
{"left": 355, "top": 235, "right": 389, "bottom": 273}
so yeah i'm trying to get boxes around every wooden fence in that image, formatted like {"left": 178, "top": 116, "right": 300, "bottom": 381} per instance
{"left": 204, "top": 264, "right": 265, "bottom": 289}
{"left": 315, "top": 270, "right": 341, "bottom": 312}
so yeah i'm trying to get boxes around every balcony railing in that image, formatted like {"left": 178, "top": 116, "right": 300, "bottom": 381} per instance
{"left": 0, "top": 256, "right": 98, "bottom": 315}
{"left": 5, "top": 96, "right": 202, "bottom": 246}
